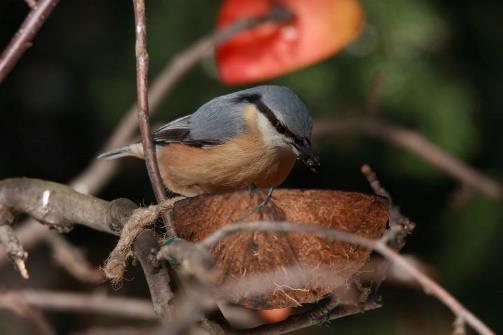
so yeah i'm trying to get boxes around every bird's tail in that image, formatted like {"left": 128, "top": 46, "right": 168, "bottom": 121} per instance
{"left": 97, "top": 143, "right": 144, "bottom": 160}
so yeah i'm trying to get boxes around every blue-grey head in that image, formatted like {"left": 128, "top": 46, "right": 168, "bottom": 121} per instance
{"left": 230, "top": 85, "right": 320, "bottom": 172}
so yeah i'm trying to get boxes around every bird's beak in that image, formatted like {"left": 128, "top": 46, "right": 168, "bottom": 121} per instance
{"left": 294, "top": 140, "right": 320, "bottom": 173}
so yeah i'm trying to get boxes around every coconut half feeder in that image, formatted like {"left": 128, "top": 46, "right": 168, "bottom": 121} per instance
{"left": 171, "top": 189, "right": 388, "bottom": 309}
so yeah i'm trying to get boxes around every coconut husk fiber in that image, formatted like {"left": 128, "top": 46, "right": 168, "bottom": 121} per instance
{"left": 171, "top": 189, "right": 389, "bottom": 309}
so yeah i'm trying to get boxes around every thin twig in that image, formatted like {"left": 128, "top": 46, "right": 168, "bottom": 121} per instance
{"left": 0, "top": 0, "right": 59, "bottom": 83}
{"left": 197, "top": 221, "right": 494, "bottom": 335}
{"left": 361, "top": 75, "right": 415, "bottom": 247}
{"left": 25, "top": 0, "right": 37, "bottom": 9}
{"left": 361, "top": 164, "right": 390, "bottom": 198}
{"left": 132, "top": 0, "right": 173, "bottom": 233}
{"left": 45, "top": 234, "right": 104, "bottom": 283}
{"left": 129, "top": 4, "right": 191, "bottom": 317}
{"left": 0, "top": 292, "right": 55, "bottom": 335}
{"left": 361, "top": 164, "right": 414, "bottom": 249}
{"left": 0, "top": 205, "right": 28, "bottom": 278}
{"left": 199, "top": 221, "right": 381, "bottom": 251}
{"left": 134, "top": 230, "right": 174, "bottom": 320}
{"left": 313, "top": 117, "right": 502, "bottom": 199}
{"left": 0, "top": 290, "right": 156, "bottom": 320}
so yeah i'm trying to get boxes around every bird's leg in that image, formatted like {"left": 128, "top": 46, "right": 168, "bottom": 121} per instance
{"left": 233, "top": 185, "right": 274, "bottom": 224}
{"left": 247, "top": 182, "right": 260, "bottom": 197}
{"left": 248, "top": 184, "right": 274, "bottom": 209}
{"left": 256, "top": 185, "right": 274, "bottom": 209}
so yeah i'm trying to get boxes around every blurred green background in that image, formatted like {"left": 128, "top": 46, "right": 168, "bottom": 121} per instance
{"left": 0, "top": 0, "right": 502, "bottom": 334}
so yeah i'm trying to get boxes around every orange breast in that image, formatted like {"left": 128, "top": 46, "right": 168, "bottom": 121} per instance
{"left": 252, "top": 148, "right": 296, "bottom": 188}
{"left": 158, "top": 136, "right": 296, "bottom": 196}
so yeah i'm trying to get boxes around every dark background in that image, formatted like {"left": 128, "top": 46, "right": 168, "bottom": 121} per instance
{"left": 1, "top": 0, "right": 502, "bottom": 334}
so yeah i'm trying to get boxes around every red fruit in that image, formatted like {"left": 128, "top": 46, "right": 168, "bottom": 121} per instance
{"left": 216, "top": 0, "right": 364, "bottom": 84}
{"left": 258, "top": 308, "right": 292, "bottom": 323}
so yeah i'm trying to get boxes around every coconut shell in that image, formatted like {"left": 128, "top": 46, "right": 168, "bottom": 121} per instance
{"left": 171, "top": 189, "right": 388, "bottom": 309}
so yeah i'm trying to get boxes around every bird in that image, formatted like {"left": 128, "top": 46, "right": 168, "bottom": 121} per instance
{"left": 98, "top": 85, "right": 320, "bottom": 197}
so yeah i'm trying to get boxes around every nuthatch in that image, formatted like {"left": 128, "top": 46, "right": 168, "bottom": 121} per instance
{"left": 98, "top": 85, "right": 320, "bottom": 197}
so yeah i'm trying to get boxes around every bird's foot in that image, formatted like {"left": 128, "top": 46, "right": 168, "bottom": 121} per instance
{"left": 234, "top": 185, "right": 274, "bottom": 224}
{"left": 256, "top": 185, "right": 274, "bottom": 209}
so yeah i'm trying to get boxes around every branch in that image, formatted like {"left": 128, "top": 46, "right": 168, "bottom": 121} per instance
{"left": 0, "top": 205, "right": 28, "bottom": 278}
{"left": 361, "top": 164, "right": 414, "bottom": 250}
{"left": 131, "top": 0, "right": 173, "bottom": 233}
{"left": 45, "top": 233, "right": 104, "bottom": 283}
{"left": 0, "top": 178, "right": 174, "bottom": 318}
{"left": 0, "top": 178, "right": 136, "bottom": 235}
{"left": 133, "top": 230, "right": 175, "bottom": 319}
{"left": 164, "top": 278, "right": 216, "bottom": 335}
{"left": 0, "top": 0, "right": 59, "bottom": 83}
{"left": 0, "top": 291, "right": 55, "bottom": 335}
{"left": 0, "top": 289, "right": 156, "bottom": 320}
{"left": 313, "top": 117, "right": 502, "bottom": 199}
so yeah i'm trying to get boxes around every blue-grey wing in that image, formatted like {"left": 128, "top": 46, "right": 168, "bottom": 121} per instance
{"left": 152, "top": 115, "right": 194, "bottom": 143}
{"left": 152, "top": 94, "right": 246, "bottom": 147}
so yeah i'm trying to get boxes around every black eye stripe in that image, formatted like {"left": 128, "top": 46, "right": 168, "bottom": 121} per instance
{"left": 234, "top": 93, "right": 304, "bottom": 144}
